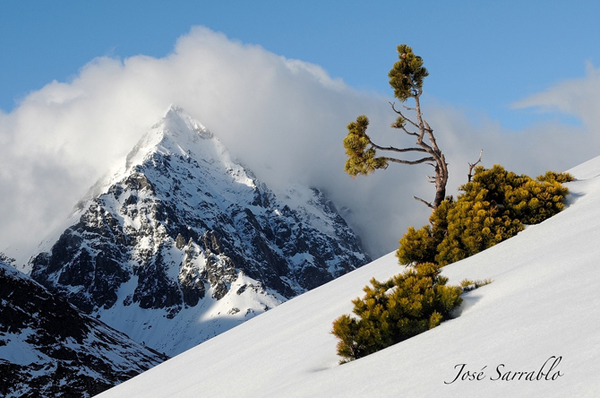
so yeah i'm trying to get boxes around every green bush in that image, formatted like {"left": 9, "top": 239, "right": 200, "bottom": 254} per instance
{"left": 332, "top": 165, "right": 570, "bottom": 363}
{"left": 395, "top": 225, "right": 438, "bottom": 265}
{"left": 397, "top": 165, "right": 573, "bottom": 266}
{"left": 537, "top": 170, "right": 575, "bottom": 184}
{"left": 331, "top": 263, "right": 463, "bottom": 362}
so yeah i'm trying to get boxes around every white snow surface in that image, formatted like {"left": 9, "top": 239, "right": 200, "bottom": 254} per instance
{"left": 96, "top": 154, "right": 600, "bottom": 397}
{"left": 96, "top": 270, "right": 284, "bottom": 356}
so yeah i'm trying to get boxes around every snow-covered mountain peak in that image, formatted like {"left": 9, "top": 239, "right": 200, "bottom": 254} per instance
{"left": 89, "top": 105, "right": 254, "bottom": 201}
{"left": 156, "top": 105, "right": 213, "bottom": 140}
{"left": 148, "top": 105, "right": 214, "bottom": 155}
{"left": 28, "top": 105, "right": 369, "bottom": 357}
{"left": 125, "top": 105, "right": 218, "bottom": 170}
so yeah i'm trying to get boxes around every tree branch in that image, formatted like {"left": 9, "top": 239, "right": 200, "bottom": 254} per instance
{"left": 393, "top": 123, "right": 420, "bottom": 138}
{"left": 369, "top": 141, "right": 428, "bottom": 154}
{"left": 384, "top": 156, "right": 436, "bottom": 166}
{"left": 390, "top": 102, "right": 420, "bottom": 129}
{"left": 413, "top": 196, "right": 434, "bottom": 209}
{"left": 467, "top": 149, "right": 484, "bottom": 182}
{"left": 423, "top": 119, "right": 433, "bottom": 133}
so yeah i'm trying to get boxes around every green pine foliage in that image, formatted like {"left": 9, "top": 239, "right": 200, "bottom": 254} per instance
{"left": 388, "top": 44, "right": 429, "bottom": 101}
{"left": 331, "top": 263, "right": 463, "bottom": 363}
{"left": 537, "top": 170, "right": 575, "bottom": 184}
{"left": 343, "top": 115, "right": 388, "bottom": 177}
{"left": 460, "top": 278, "right": 493, "bottom": 292}
{"left": 394, "top": 225, "right": 438, "bottom": 265}
{"left": 396, "top": 199, "right": 452, "bottom": 264}
{"left": 397, "top": 165, "right": 573, "bottom": 266}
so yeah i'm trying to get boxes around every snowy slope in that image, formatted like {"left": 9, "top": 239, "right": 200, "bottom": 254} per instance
{"left": 97, "top": 155, "right": 600, "bottom": 398}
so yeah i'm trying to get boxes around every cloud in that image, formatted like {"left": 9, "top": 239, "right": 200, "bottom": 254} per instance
{"left": 1, "top": 26, "right": 598, "bottom": 265}
{"left": 512, "top": 63, "right": 600, "bottom": 135}
{"left": 509, "top": 63, "right": 600, "bottom": 171}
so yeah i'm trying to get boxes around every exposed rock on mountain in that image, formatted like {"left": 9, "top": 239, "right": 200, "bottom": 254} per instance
{"left": 0, "top": 259, "right": 167, "bottom": 398}
{"left": 29, "top": 106, "right": 369, "bottom": 356}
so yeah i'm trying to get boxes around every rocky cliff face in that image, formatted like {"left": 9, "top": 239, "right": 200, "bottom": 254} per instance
{"left": 29, "top": 106, "right": 369, "bottom": 356}
{"left": 0, "top": 259, "right": 167, "bottom": 398}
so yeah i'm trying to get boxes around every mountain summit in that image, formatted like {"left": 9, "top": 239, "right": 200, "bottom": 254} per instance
{"left": 29, "top": 106, "right": 369, "bottom": 356}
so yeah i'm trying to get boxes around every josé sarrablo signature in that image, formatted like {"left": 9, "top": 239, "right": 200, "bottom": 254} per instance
{"left": 444, "top": 356, "right": 564, "bottom": 384}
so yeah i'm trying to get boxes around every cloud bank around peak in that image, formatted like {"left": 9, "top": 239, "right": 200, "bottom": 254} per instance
{"left": 1, "top": 26, "right": 599, "bottom": 265}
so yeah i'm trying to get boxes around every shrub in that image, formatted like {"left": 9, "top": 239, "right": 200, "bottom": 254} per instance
{"left": 395, "top": 225, "right": 438, "bottom": 265}
{"left": 336, "top": 165, "right": 569, "bottom": 363}
{"left": 460, "top": 278, "right": 493, "bottom": 292}
{"left": 332, "top": 263, "right": 463, "bottom": 362}
{"left": 537, "top": 171, "right": 574, "bottom": 184}
{"left": 397, "top": 165, "right": 573, "bottom": 266}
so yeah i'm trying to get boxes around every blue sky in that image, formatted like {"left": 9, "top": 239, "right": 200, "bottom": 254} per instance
{"left": 2, "top": 1, "right": 599, "bottom": 129}
{"left": 2, "top": 1, "right": 600, "bottom": 262}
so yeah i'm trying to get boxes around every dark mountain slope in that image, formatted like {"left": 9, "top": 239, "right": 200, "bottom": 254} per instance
{"left": 0, "top": 259, "right": 167, "bottom": 398}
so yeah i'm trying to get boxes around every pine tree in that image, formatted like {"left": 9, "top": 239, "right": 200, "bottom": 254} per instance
{"left": 343, "top": 44, "right": 448, "bottom": 210}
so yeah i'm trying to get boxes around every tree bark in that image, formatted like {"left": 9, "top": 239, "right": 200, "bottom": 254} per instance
{"left": 390, "top": 92, "right": 448, "bottom": 210}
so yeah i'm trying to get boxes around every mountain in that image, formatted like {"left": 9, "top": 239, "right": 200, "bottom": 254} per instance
{"left": 0, "top": 259, "right": 167, "bottom": 398}
{"left": 28, "top": 105, "right": 369, "bottom": 356}
{"left": 96, "top": 155, "right": 600, "bottom": 398}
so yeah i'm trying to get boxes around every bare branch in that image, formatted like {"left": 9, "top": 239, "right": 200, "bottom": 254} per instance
{"left": 390, "top": 119, "right": 420, "bottom": 137}
{"left": 423, "top": 119, "right": 433, "bottom": 133}
{"left": 390, "top": 102, "right": 419, "bottom": 129}
{"left": 369, "top": 141, "right": 428, "bottom": 154}
{"left": 384, "top": 156, "right": 435, "bottom": 166}
{"left": 398, "top": 126, "right": 420, "bottom": 138}
{"left": 413, "top": 196, "right": 434, "bottom": 209}
{"left": 467, "top": 149, "right": 484, "bottom": 182}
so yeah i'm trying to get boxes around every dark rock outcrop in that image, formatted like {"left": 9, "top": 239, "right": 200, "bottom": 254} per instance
{"left": 0, "top": 260, "right": 167, "bottom": 398}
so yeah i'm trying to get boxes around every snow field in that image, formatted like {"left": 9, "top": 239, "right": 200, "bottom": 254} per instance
{"left": 98, "top": 155, "right": 600, "bottom": 397}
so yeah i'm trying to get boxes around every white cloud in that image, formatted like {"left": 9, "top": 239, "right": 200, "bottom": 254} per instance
{"left": 1, "top": 26, "right": 598, "bottom": 265}
{"left": 510, "top": 63, "right": 600, "bottom": 171}
{"left": 513, "top": 62, "right": 600, "bottom": 128}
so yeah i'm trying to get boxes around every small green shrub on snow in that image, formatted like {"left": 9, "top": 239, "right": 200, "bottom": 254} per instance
{"left": 331, "top": 262, "right": 463, "bottom": 363}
